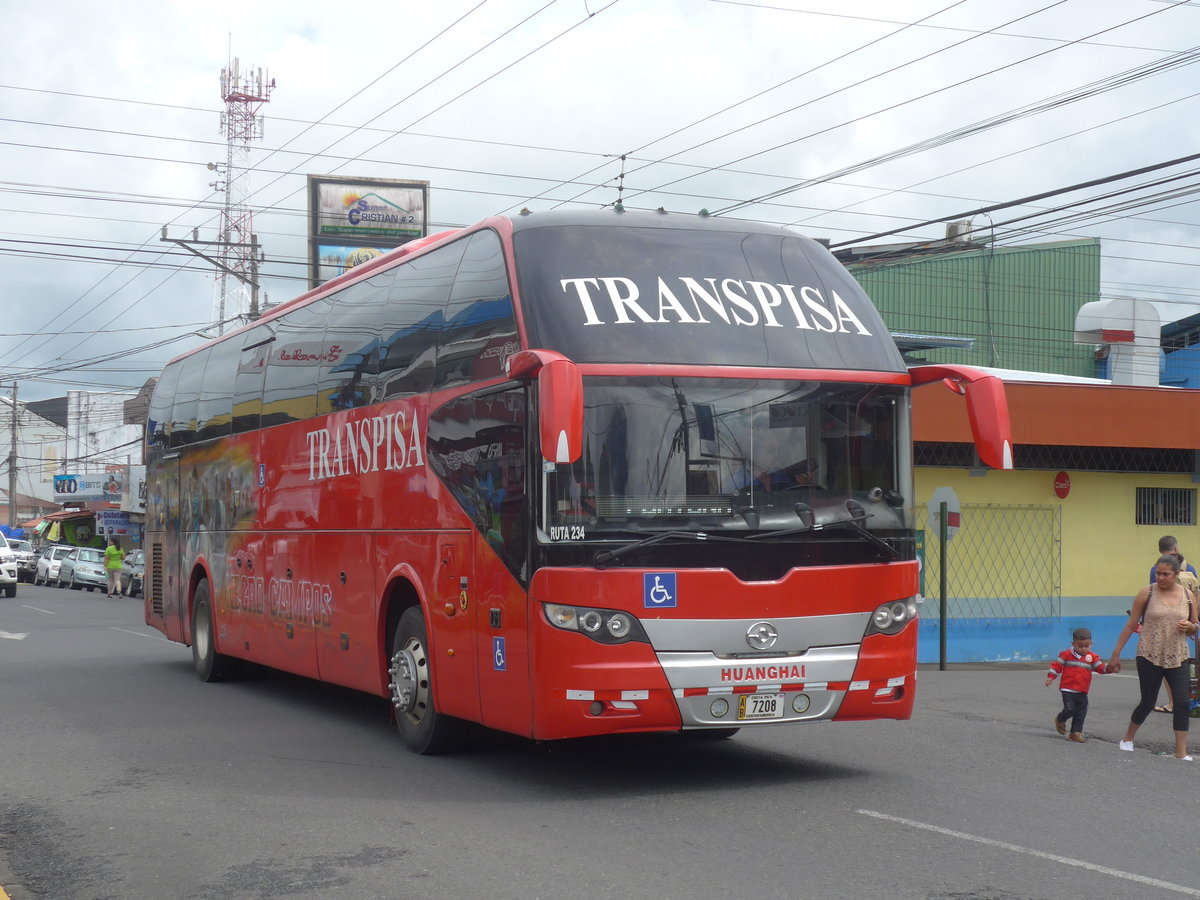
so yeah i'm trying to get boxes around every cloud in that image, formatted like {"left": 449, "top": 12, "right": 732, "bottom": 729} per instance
{"left": 3, "top": 0, "right": 1199, "bottom": 399}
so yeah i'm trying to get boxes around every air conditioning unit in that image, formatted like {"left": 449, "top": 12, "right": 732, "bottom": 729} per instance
{"left": 945, "top": 220, "right": 972, "bottom": 242}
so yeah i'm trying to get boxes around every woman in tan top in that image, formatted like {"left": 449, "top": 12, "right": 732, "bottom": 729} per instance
{"left": 1108, "top": 554, "right": 1199, "bottom": 760}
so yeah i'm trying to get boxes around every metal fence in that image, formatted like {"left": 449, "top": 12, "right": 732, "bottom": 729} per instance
{"left": 918, "top": 503, "right": 1062, "bottom": 619}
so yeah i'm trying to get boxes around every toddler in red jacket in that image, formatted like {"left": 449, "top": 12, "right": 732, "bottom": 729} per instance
{"left": 1046, "top": 627, "right": 1112, "bottom": 743}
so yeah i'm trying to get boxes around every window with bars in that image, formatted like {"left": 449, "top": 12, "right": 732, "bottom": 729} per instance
{"left": 1136, "top": 487, "right": 1196, "bottom": 526}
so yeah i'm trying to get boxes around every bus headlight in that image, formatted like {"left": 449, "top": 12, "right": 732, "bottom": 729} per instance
{"left": 866, "top": 598, "right": 919, "bottom": 636}
{"left": 543, "top": 603, "right": 650, "bottom": 645}
{"left": 607, "top": 613, "right": 632, "bottom": 639}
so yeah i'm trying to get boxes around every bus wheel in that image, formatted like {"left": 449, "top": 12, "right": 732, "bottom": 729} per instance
{"left": 389, "top": 607, "right": 462, "bottom": 754}
{"left": 192, "top": 581, "right": 238, "bottom": 683}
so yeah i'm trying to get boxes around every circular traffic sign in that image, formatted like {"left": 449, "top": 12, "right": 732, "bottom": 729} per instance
{"left": 928, "top": 486, "right": 960, "bottom": 541}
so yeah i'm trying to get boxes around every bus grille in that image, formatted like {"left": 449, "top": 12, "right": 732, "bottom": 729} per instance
{"left": 151, "top": 543, "right": 164, "bottom": 617}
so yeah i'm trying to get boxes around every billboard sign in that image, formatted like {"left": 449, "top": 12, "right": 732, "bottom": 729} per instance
{"left": 124, "top": 465, "right": 147, "bottom": 513}
{"left": 54, "top": 474, "right": 116, "bottom": 503}
{"left": 96, "top": 510, "right": 135, "bottom": 540}
{"left": 312, "top": 245, "right": 387, "bottom": 287}
{"left": 307, "top": 175, "right": 430, "bottom": 288}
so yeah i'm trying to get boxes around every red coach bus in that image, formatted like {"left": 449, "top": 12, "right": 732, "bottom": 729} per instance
{"left": 145, "top": 209, "right": 1010, "bottom": 753}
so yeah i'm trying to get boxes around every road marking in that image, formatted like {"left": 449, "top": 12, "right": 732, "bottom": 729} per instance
{"left": 1, "top": 883, "right": 10, "bottom": 899}
{"left": 110, "top": 627, "right": 165, "bottom": 640}
{"left": 858, "top": 810, "right": 1200, "bottom": 897}
{"left": 0, "top": 631, "right": 29, "bottom": 640}
{"left": 21, "top": 604, "right": 56, "bottom": 615}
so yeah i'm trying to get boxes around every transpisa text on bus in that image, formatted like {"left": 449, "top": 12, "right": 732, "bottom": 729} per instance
{"left": 144, "top": 209, "right": 1011, "bottom": 754}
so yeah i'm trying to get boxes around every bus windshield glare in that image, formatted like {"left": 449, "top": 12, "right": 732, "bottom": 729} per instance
{"left": 541, "top": 377, "right": 912, "bottom": 540}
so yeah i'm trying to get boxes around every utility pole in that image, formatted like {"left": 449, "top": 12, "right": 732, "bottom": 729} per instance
{"left": 160, "top": 56, "right": 273, "bottom": 335}
{"left": 7, "top": 383, "right": 17, "bottom": 528}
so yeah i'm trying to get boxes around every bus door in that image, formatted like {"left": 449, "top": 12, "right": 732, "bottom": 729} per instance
{"left": 154, "top": 451, "right": 187, "bottom": 643}
{"left": 431, "top": 531, "right": 481, "bottom": 722}
{"left": 425, "top": 383, "right": 529, "bottom": 727}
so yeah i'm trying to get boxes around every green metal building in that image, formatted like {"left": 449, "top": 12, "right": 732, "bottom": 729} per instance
{"left": 842, "top": 236, "right": 1100, "bottom": 378}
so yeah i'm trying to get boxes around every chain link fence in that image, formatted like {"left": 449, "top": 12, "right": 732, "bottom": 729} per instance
{"left": 919, "top": 503, "right": 1061, "bottom": 620}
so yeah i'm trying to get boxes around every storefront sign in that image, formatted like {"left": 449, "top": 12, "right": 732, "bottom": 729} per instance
{"left": 1054, "top": 471, "right": 1071, "bottom": 499}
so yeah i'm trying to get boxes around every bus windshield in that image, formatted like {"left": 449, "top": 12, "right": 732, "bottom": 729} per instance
{"left": 540, "top": 377, "right": 912, "bottom": 541}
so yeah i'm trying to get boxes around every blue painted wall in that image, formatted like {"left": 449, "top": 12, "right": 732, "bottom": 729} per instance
{"left": 918, "top": 615, "right": 1139, "bottom": 665}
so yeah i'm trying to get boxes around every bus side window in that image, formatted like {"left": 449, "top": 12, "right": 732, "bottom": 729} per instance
{"left": 378, "top": 239, "right": 466, "bottom": 400}
{"left": 148, "top": 362, "right": 181, "bottom": 450}
{"left": 233, "top": 329, "right": 272, "bottom": 434}
{"left": 436, "top": 229, "right": 516, "bottom": 391}
{"left": 261, "top": 298, "right": 332, "bottom": 428}
{"left": 320, "top": 271, "right": 392, "bottom": 412}
{"left": 169, "top": 349, "right": 208, "bottom": 448}
{"left": 195, "top": 336, "right": 239, "bottom": 442}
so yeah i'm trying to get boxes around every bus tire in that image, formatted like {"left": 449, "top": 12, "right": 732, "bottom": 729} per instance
{"left": 192, "top": 581, "right": 238, "bottom": 683}
{"left": 389, "top": 607, "right": 463, "bottom": 755}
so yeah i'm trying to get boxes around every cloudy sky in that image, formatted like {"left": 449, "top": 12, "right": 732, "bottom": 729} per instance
{"left": 3, "top": 0, "right": 1199, "bottom": 402}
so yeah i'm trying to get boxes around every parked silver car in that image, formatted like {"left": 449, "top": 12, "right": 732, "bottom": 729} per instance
{"left": 57, "top": 547, "right": 107, "bottom": 592}
{"left": 120, "top": 549, "right": 145, "bottom": 597}
{"left": 35, "top": 545, "right": 74, "bottom": 586}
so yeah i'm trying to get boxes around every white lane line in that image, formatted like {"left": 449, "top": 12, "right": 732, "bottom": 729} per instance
{"left": 21, "top": 605, "right": 56, "bottom": 615}
{"left": 858, "top": 809, "right": 1200, "bottom": 897}
{"left": 0, "top": 631, "right": 29, "bottom": 640}
{"left": 110, "top": 627, "right": 165, "bottom": 640}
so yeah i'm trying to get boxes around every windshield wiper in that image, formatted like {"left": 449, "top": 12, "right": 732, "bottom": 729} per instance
{"left": 821, "top": 517, "right": 900, "bottom": 561}
{"left": 747, "top": 500, "right": 900, "bottom": 561}
{"left": 592, "top": 530, "right": 750, "bottom": 567}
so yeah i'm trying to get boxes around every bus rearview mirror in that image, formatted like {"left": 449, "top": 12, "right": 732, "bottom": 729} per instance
{"left": 537, "top": 358, "right": 584, "bottom": 464}
{"left": 909, "top": 364, "right": 1013, "bottom": 470}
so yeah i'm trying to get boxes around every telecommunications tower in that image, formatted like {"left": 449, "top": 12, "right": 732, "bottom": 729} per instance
{"left": 213, "top": 57, "right": 273, "bottom": 333}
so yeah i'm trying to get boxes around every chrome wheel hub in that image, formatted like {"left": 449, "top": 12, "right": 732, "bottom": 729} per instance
{"left": 389, "top": 638, "right": 429, "bottom": 725}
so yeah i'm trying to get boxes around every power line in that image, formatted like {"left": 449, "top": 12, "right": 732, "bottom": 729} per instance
{"left": 829, "top": 149, "right": 1200, "bottom": 248}
{"left": 702, "top": 8, "right": 1194, "bottom": 216}
{"left": 704, "top": 0, "right": 1185, "bottom": 54}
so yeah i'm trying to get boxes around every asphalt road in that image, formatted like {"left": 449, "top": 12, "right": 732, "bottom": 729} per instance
{"left": 1, "top": 583, "right": 1196, "bottom": 900}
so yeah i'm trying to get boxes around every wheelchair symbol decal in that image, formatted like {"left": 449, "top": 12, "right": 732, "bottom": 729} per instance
{"left": 493, "top": 636, "right": 507, "bottom": 671}
{"left": 643, "top": 572, "right": 677, "bottom": 608}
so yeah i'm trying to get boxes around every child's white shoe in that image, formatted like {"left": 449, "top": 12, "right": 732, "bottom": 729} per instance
{"left": 1119, "top": 740, "right": 1135, "bottom": 751}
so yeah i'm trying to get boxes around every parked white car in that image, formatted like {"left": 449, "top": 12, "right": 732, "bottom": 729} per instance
{"left": 35, "top": 545, "right": 74, "bottom": 586}
{"left": 0, "top": 544, "right": 17, "bottom": 597}
{"left": 4, "top": 537, "right": 36, "bottom": 583}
